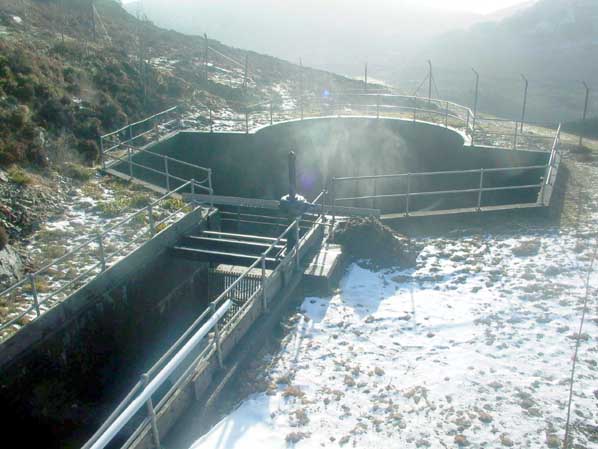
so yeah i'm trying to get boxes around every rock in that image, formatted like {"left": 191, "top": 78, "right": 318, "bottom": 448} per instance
{"left": 454, "top": 435, "right": 469, "bottom": 446}
{"left": 0, "top": 170, "right": 8, "bottom": 183}
{"left": 500, "top": 434, "right": 514, "bottom": 447}
{"left": 0, "top": 244, "right": 24, "bottom": 290}
{"left": 512, "top": 240, "right": 541, "bottom": 257}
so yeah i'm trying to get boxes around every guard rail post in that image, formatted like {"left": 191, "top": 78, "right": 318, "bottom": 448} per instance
{"left": 208, "top": 170, "right": 214, "bottom": 207}
{"left": 209, "top": 108, "right": 213, "bottom": 133}
{"left": 406, "top": 173, "right": 411, "bottom": 216}
{"left": 29, "top": 274, "right": 40, "bottom": 317}
{"left": 211, "top": 302, "right": 224, "bottom": 368}
{"left": 269, "top": 101, "right": 273, "bottom": 125}
{"left": 97, "top": 234, "right": 106, "bottom": 272}
{"left": 513, "top": 122, "right": 519, "bottom": 150}
{"left": 466, "top": 110, "right": 471, "bottom": 134}
{"left": 261, "top": 255, "right": 267, "bottom": 312}
{"left": 127, "top": 146, "right": 133, "bottom": 178}
{"left": 444, "top": 101, "right": 449, "bottom": 127}
{"left": 295, "top": 220, "right": 300, "bottom": 270}
{"left": 245, "top": 111, "right": 249, "bottom": 134}
{"left": 141, "top": 374, "right": 161, "bottom": 449}
{"left": 164, "top": 156, "right": 171, "bottom": 191}
{"left": 477, "top": 168, "right": 485, "bottom": 211}
{"left": 376, "top": 95, "right": 380, "bottom": 119}
{"left": 148, "top": 204, "right": 156, "bottom": 237}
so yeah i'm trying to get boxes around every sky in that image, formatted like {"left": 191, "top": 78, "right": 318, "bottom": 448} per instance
{"left": 123, "top": 0, "right": 532, "bottom": 16}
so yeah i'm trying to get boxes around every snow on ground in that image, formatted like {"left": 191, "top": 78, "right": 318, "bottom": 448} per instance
{"left": 190, "top": 229, "right": 597, "bottom": 448}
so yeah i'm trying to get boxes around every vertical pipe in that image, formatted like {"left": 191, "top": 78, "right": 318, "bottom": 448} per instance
{"left": 29, "top": 274, "right": 40, "bottom": 317}
{"left": 140, "top": 374, "right": 161, "bottom": 449}
{"left": 164, "top": 156, "right": 170, "bottom": 191}
{"left": 579, "top": 82, "right": 590, "bottom": 148}
{"left": 148, "top": 204, "right": 155, "bottom": 236}
{"left": 245, "top": 111, "right": 249, "bottom": 134}
{"left": 97, "top": 234, "right": 106, "bottom": 271}
{"left": 209, "top": 108, "right": 213, "bottom": 133}
{"left": 520, "top": 74, "right": 528, "bottom": 133}
{"left": 191, "top": 178, "right": 195, "bottom": 196}
{"left": 477, "top": 169, "right": 485, "bottom": 211}
{"left": 471, "top": 68, "right": 479, "bottom": 146}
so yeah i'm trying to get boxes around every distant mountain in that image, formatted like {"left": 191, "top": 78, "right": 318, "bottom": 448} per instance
{"left": 124, "top": 0, "right": 482, "bottom": 77}
{"left": 486, "top": 0, "right": 538, "bottom": 21}
{"left": 396, "top": 0, "right": 598, "bottom": 121}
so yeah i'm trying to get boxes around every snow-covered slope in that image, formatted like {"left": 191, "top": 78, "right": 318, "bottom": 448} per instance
{"left": 189, "top": 206, "right": 598, "bottom": 448}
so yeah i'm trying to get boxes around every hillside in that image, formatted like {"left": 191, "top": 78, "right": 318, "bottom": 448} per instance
{"left": 0, "top": 0, "right": 364, "bottom": 168}
{"left": 396, "top": 0, "right": 598, "bottom": 122}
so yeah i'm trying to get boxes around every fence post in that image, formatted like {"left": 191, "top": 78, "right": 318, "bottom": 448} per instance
{"left": 164, "top": 156, "right": 170, "bottom": 191}
{"left": 373, "top": 178, "right": 378, "bottom": 210}
{"left": 376, "top": 95, "right": 380, "bottom": 119}
{"left": 148, "top": 204, "right": 156, "bottom": 236}
{"left": 97, "top": 234, "right": 106, "bottom": 272}
{"left": 477, "top": 168, "right": 485, "bottom": 211}
{"left": 466, "top": 109, "right": 470, "bottom": 134}
{"left": 331, "top": 178, "right": 337, "bottom": 225}
{"left": 406, "top": 173, "right": 411, "bottom": 216}
{"left": 538, "top": 176, "right": 546, "bottom": 206}
{"left": 29, "top": 274, "right": 40, "bottom": 317}
{"left": 300, "top": 96, "right": 304, "bottom": 120}
{"left": 579, "top": 82, "right": 590, "bottom": 148}
{"left": 444, "top": 101, "right": 449, "bottom": 127}
{"left": 245, "top": 110, "right": 249, "bottom": 134}
{"left": 140, "top": 374, "right": 161, "bottom": 449}
{"left": 211, "top": 302, "right": 224, "bottom": 368}
{"left": 99, "top": 137, "right": 105, "bottom": 170}
{"left": 127, "top": 146, "right": 133, "bottom": 178}
{"left": 269, "top": 100, "right": 273, "bottom": 125}
{"left": 129, "top": 124, "right": 133, "bottom": 142}
{"left": 261, "top": 256, "right": 267, "bottom": 312}
{"left": 513, "top": 122, "right": 519, "bottom": 150}
{"left": 209, "top": 108, "right": 213, "bottom": 133}
{"left": 208, "top": 170, "right": 214, "bottom": 207}
{"left": 412, "top": 104, "right": 417, "bottom": 122}
{"left": 191, "top": 178, "right": 195, "bottom": 196}
{"left": 295, "top": 220, "right": 300, "bottom": 269}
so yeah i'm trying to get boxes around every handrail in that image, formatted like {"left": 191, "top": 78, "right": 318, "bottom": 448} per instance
{"left": 82, "top": 214, "right": 309, "bottom": 449}
{"left": 0, "top": 180, "right": 213, "bottom": 336}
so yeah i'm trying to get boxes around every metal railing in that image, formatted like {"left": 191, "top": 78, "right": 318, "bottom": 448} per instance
{"left": 329, "top": 161, "right": 554, "bottom": 218}
{"left": 102, "top": 144, "right": 214, "bottom": 202}
{"left": 0, "top": 180, "right": 213, "bottom": 337}
{"left": 81, "top": 208, "right": 318, "bottom": 449}
{"left": 100, "top": 107, "right": 179, "bottom": 168}
{"left": 185, "top": 92, "right": 559, "bottom": 153}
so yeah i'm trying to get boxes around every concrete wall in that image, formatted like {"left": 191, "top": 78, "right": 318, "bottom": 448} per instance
{"left": 0, "top": 208, "right": 218, "bottom": 449}
{"left": 116, "top": 118, "right": 550, "bottom": 213}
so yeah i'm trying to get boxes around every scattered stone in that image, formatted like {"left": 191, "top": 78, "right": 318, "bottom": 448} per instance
{"left": 546, "top": 434, "right": 561, "bottom": 448}
{"left": 512, "top": 240, "right": 541, "bottom": 257}
{"left": 500, "top": 434, "right": 514, "bottom": 447}
{"left": 374, "top": 367, "right": 385, "bottom": 376}
{"left": 285, "top": 431, "right": 309, "bottom": 444}
{"left": 454, "top": 434, "right": 469, "bottom": 446}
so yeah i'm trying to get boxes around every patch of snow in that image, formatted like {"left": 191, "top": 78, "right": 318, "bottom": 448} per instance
{"left": 189, "top": 230, "right": 598, "bottom": 449}
{"left": 12, "top": 16, "right": 22, "bottom": 24}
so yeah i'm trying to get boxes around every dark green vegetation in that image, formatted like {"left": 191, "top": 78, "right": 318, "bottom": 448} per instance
{"left": 0, "top": 0, "right": 363, "bottom": 169}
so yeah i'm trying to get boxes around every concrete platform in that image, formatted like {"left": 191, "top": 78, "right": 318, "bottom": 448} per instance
{"left": 303, "top": 243, "right": 345, "bottom": 293}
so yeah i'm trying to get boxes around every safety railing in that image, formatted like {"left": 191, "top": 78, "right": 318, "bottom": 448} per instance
{"left": 82, "top": 214, "right": 310, "bottom": 449}
{"left": 187, "top": 92, "right": 558, "bottom": 153}
{"left": 100, "top": 107, "right": 179, "bottom": 167}
{"left": 0, "top": 180, "right": 212, "bottom": 339}
{"left": 102, "top": 143, "right": 214, "bottom": 201}
{"left": 329, "top": 163, "right": 550, "bottom": 218}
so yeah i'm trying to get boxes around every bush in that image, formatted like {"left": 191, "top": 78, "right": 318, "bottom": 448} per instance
{"left": 61, "top": 162, "right": 94, "bottom": 181}
{"left": 8, "top": 105, "right": 30, "bottom": 129}
{"left": 38, "top": 97, "right": 72, "bottom": 128}
{"left": 0, "top": 141, "right": 27, "bottom": 164}
{"left": 7, "top": 167, "right": 31, "bottom": 185}
{"left": 0, "top": 226, "right": 8, "bottom": 251}
{"left": 77, "top": 139, "right": 99, "bottom": 164}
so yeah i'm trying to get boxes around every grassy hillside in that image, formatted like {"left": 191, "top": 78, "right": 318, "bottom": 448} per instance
{"left": 0, "top": 0, "right": 364, "bottom": 169}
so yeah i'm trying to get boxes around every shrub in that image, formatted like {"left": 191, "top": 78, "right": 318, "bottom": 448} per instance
{"left": 38, "top": 97, "right": 72, "bottom": 128}
{"left": 7, "top": 167, "right": 31, "bottom": 185}
{"left": 0, "top": 226, "right": 8, "bottom": 251}
{"left": 77, "top": 140, "right": 99, "bottom": 164}
{"left": 8, "top": 105, "right": 30, "bottom": 129}
{"left": 0, "top": 141, "right": 27, "bottom": 164}
{"left": 61, "top": 162, "right": 94, "bottom": 181}
{"left": 74, "top": 118, "right": 102, "bottom": 141}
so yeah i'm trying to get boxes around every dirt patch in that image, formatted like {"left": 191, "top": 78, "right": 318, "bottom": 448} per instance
{"left": 332, "top": 217, "right": 419, "bottom": 268}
